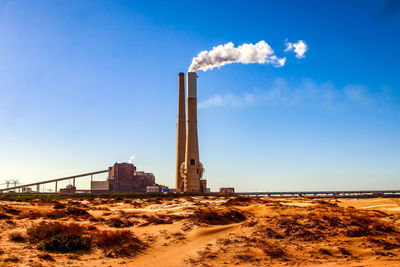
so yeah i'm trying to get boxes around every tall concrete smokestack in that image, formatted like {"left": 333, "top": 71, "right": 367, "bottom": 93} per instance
{"left": 181, "top": 72, "right": 203, "bottom": 192}
{"left": 176, "top": 73, "right": 186, "bottom": 190}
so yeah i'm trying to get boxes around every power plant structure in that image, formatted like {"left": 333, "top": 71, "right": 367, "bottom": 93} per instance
{"left": 176, "top": 73, "right": 186, "bottom": 191}
{"left": 176, "top": 72, "right": 206, "bottom": 193}
{"left": 0, "top": 163, "right": 160, "bottom": 194}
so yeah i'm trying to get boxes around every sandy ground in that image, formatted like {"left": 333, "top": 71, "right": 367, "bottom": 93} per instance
{"left": 0, "top": 196, "right": 400, "bottom": 266}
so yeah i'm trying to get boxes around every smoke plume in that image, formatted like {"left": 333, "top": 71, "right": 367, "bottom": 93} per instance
{"left": 189, "top": 41, "right": 286, "bottom": 72}
{"left": 128, "top": 154, "right": 136, "bottom": 164}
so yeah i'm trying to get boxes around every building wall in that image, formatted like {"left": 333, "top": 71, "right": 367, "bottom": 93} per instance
{"left": 91, "top": 181, "right": 109, "bottom": 191}
{"left": 108, "top": 163, "right": 156, "bottom": 193}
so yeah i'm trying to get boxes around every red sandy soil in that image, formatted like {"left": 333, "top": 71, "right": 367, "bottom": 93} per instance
{"left": 0, "top": 196, "right": 399, "bottom": 266}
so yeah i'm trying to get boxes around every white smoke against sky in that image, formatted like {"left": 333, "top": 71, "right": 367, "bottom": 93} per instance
{"left": 285, "top": 40, "right": 308, "bottom": 58}
{"left": 128, "top": 154, "right": 136, "bottom": 163}
{"left": 189, "top": 41, "right": 287, "bottom": 72}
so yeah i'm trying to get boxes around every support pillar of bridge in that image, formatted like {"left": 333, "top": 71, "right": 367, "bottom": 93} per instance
{"left": 73, "top": 178, "right": 75, "bottom": 187}
{"left": 36, "top": 184, "right": 39, "bottom": 193}
{"left": 55, "top": 181, "right": 58, "bottom": 193}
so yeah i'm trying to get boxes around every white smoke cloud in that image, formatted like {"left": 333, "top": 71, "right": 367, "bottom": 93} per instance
{"left": 128, "top": 154, "right": 136, "bottom": 163}
{"left": 285, "top": 40, "right": 308, "bottom": 58}
{"left": 189, "top": 41, "right": 286, "bottom": 72}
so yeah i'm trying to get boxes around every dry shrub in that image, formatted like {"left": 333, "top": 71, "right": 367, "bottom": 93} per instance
{"left": 233, "top": 253, "right": 255, "bottom": 262}
{"left": 314, "top": 200, "right": 338, "bottom": 207}
{"left": 257, "top": 204, "right": 397, "bottom": 243}
{"left": 257, "top": 227, "right": 283, "bottom": 239}
{"left": 260, "top": 242, "right": 286, "bottom": 259}
{"left": 65, "top": 207, "right": 89, "bottom": 216}
{"left": 140, "top": 215, "right": 173, "bottom": 226}
{"left": 27, "top": 221, "right": 92, "bottom": 252}
{"left": 9, "top": 231, "right": 26, "bottom": 242}
{"left": 223, "top": 196, "right": 253, "bottom": 206}
{"left": 242, "top": 220, "right": 258, "bottom": 227}
{"left": 191, "top": 208, "right": 246, "bottom": 225}
{"left": 2, "top": 206, "right": 21, "bottom": 215}
{"left": 19, "top": 207, "right": 91, "bottom": 220}
{"left": 53, "top": 202, "right": 66, "bottom": 209}
{"left": 17, "top": 210, "right": 44, "bottom": 219}
{"left": 172, "top": 232, "right": 185, "bottom": 239}
{"left": 107, "top": 217, "right": 133, "bottom": 228}
{"left": 367, "top": 237, "right": 400, "bottom": 250}
{"left": 216, "top": 238, "right": 234, "bottom": 246}
{"left": 343, "top": 213, "right": 395, "bottom": 237}
{"left": 95, "top": 230, "right": 146, "bottom": 257}
{"left": 338, "top": 247, "right": 352, "bottom": 256}
{"left": 37, "top": 253, "right": 55, "bottom": 262}
{"left": 318, "top": 248, "right": 332, "bottom": 256}
{"left": 0, "top": 212, "right": 11, "bottom": 219}
{"left": 4, "top": 256, "right": 19, "bottom": 263}
{"left": 197, "top": 248, "right": 218, "bottom": 260}
{"left": 276, "top": 216, "right": 321, "bottom": 241}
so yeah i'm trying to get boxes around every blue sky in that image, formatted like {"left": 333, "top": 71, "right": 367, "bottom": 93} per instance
{"left": 0, "top": 0, "right": 399, "bottom": 191}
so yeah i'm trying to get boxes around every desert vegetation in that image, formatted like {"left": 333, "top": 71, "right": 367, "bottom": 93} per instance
{"left": 0, "top": 195, "right": 399, "bottom": 266}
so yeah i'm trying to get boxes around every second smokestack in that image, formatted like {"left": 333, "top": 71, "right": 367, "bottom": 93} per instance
{"left": 182, "top": 72, "right": 203, "bottom": 192}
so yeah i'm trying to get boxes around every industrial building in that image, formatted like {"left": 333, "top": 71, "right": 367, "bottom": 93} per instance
{"left": 0, "top": 163, "right": 159, "bottom": 194}
{"left": 220, "top": 187, "right": 235, "bottom": 194}
{"left": 91, "top": 162, "right": 156, "bottom": 193}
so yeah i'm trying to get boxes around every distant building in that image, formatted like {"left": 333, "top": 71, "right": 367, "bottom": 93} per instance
{"left": 220, "top": 187, "right": 235, "bottom": 194}
{"left": 91, "top": 181, "right": 109, "bottom": 193}
{"left": 22, "top": 187, "right": 32, "bottom": 193}
{"left": 168, "top": 188, "right": 181, "bottom": 193}
{"left": 135, "top": 171, "right": 156, "bottom": 192}
{"left": 200, "top": 179, "right": 207, "bottom": 193}
{"left": 106, "top": 163, "right": 157, "bottom": 193}
{"left": 146, "top": 186, "right": 161, "bottom": 193}
{"left": 60, "top": 185, "right": 76, "bottom": 194}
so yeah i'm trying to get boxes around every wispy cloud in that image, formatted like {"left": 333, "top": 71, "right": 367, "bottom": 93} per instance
{"left": 285, "top": 40, "right": 308, "bottom": 58}
{"left": 198, "top": 78, "right": 398, "bottom": 111}
{"left": 198, "top": 92, "right": 256, "bottom": 109}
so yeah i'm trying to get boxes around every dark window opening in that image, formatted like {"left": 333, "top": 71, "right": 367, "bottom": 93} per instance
{"left": 190, "top": 159, "right": 195, "bottom": 165}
